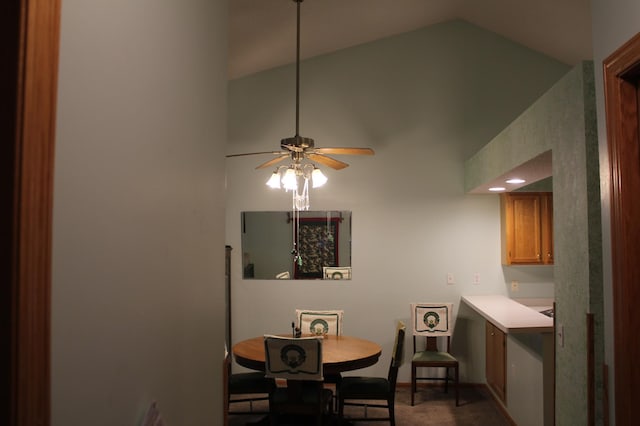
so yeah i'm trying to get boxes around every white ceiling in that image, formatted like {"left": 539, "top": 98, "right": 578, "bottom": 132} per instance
{"left": 229, "top": 0, "right": 593, "bottom": 80}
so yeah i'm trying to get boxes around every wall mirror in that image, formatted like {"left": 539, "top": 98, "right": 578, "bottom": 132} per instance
{"left": 241, "top": 211, "right": 352, "bottom": 280}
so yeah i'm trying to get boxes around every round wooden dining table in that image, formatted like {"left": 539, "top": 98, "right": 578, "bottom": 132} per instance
{"left": 232, "top": 334, "right": 382, "bottom": 376}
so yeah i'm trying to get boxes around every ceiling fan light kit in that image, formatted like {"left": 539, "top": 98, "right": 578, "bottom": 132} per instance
{"left": 282, "top": 168, "right": 298, "bottom": 191}
{"left": 227, "top": 0, "right": 374, "bottom": 212}
{"left": 311, "top": 167, "right": 328, "bottom": 187}
{"left": 266, "top": 164, "right": 327, "bottom": 190}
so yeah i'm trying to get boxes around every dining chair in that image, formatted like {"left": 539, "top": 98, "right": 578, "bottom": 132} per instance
{"left": 264, "top": 335, "right": 333, "bottom": 426}
{"left": 295, "top": 309, "right": 344, "bottom": 409}
{"left": 337, "top": 321, "right": 406, "bottom": 425}
{"left": 224, "top": 349, "right": 276, "bottom": 417}
{"left": 410, "top": 303, "right": 459, "bottom": 406}
{"left": 295, "top": 309, "right": 344, "bottom": 336}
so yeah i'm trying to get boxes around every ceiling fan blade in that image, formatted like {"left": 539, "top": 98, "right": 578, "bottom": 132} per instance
{"left": 255, "top": 154, "right": 290, "bottom": 169}
{"left": 307, "top": 153, "right": 349, "bottom": 170}
{"left": 312, "top": 147, "right": 375, "bottom": 156}
{"left": 226, "top": 151, "right": 287, "bottom": 158}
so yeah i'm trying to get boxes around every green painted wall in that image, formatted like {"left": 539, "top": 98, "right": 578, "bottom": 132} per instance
{"left": 464, "top": 62, "right": 603, "bottom": 425}
{"left": 227, "top": 20, "right": 569, "bottom": 386}
{"left": 553, "top": 62, "right": 603, "bottom": 426}
{"left": 464, "top": 101, "right": 552, "bottom": 193}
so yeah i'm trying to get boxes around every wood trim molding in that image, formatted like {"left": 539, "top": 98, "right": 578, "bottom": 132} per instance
{"left": 587, "top": 313, "right": 594, "bottom": 426}
{"left": 1, "top": 1, "right": 61, "bottom": 425}
{"left": 603, "top": 31, "right": 640, "bottom": 426}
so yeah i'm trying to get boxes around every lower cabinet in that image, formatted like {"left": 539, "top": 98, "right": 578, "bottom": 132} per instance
{"left": 486, "top": 321, "right": 506, "bottom": 402}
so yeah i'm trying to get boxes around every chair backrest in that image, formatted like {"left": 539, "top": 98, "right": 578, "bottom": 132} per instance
{"left": 295, "top": 309, "right": 344, "bottom": 336}
{"left": 388, "top": 321, "right": 406, "bottom": 385}
{"left": 322, "top": 266, "right": 351, "bottom": 280}
{"left": 410, "top": 303, "right": 454, "bottom": 337}
{"left": 264, "top": 335, "right": 324, "bottom": 381}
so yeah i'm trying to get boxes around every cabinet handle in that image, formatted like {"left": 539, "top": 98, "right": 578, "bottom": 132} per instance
{"left": 537, "top": 253, "right": 541, "bottom": 260}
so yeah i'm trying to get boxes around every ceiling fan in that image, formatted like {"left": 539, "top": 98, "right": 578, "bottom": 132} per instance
{"left": 226, "top": 0, "right": 375, "bottom": 171}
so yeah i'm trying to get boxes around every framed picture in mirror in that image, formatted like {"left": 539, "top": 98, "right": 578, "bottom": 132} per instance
{"left": 294, "top": 217, "right": 340, "bottom": 279}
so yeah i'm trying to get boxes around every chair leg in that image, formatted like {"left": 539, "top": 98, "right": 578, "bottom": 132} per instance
{"left": 411, "top": 365, "right": 416, "bottom": 406}
{"left": 455, "top": 364, "right": 460, "bottom": 406}
{"left": 444, "top": 367, "right": 449, "bottom": 393}
{"left": 388, "top": 396, "right": 396, "bottom": 426}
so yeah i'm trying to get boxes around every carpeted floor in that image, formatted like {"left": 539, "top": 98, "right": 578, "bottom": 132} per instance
{"left": 228, "top": 384, "right": 512, "bottom": 425}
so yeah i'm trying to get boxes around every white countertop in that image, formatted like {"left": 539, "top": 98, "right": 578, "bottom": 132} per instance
{"left": 462, "top": 294, "right": 554, "bottom": 334}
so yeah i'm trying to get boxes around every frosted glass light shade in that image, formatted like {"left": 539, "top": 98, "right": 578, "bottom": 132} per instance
{"left": 282, "top": 168, "right": 298, "bottom": 190}
{"left": 266, "top": 172, "right": 281, "bottom": 188}
{"left": 311, "top": 168, "right": 327, "bottom": 188}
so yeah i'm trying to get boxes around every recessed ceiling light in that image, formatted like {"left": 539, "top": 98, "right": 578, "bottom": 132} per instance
{"left": 489, "top": 187, "right": 506, "bottom": 192}
{"left": 505, "top": 178, "right": 526, "bottom": 184}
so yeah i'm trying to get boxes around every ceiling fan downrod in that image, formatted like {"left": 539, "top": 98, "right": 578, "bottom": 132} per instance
{"left": 295, "top": 0, "right": 301, "bottom": 138}
{"left": 281, "top": 0, "right": 315, "bottom": 151}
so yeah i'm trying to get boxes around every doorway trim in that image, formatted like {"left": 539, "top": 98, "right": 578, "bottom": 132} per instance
{"left": 603, "top": 32, "right": 640, "bottom": 425}
{"left": 1, "top": 1, "right": 61, "bottom": 425}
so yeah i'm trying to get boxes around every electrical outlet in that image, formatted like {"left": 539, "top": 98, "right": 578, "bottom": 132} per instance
{"left": 447, "top": 273, "right": 455, "bottom": 285}
{"left": 473, "top": 273, "right": 480, "bottom": 285}
{"left": 511, "top": 280, "right": 519, "bottom": 292}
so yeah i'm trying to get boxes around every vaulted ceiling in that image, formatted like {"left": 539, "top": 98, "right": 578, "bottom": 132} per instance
{"left": 228, "top": 0, "right": 593, "bottom": 192}
{"left": 229, "top": 0, "right": 593, "bottom": 80}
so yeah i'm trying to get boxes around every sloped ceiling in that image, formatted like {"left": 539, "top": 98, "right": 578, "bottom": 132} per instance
{"left": 229, "top": 0, "right": 593, "bottom": 193}
{"left": 229, "top": 0, "right": 592, "bottom": 80}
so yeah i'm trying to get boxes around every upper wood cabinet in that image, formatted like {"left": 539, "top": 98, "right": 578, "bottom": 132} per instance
{"left": 500, "top": 192, "right": 553, "bottom": 265}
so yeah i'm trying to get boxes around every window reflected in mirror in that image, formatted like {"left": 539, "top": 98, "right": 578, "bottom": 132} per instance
{"left": 241, "top": 211, "right": 352, "bottom": 280}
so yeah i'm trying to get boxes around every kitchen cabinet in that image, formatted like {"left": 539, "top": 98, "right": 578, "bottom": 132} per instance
{"left": 463, "top": 295, "right": 554, "bottom": 425}
{"left": 500, "top": 192, "right": 553, "bottom": 265}
{"left": 486, "top": 320, "right": 506, "bottom": 402}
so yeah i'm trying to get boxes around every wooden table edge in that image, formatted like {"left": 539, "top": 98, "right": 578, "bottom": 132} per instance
{"left": 232, "top": 335, "right": 382, "bottom": 375}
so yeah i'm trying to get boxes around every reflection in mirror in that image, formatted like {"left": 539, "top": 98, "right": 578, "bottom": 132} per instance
{"left": 241, "top": 211, "right": 352, "bottom": 280}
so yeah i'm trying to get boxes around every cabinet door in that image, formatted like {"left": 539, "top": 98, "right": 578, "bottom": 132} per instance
{"left": 503, "top": 193, "right": 542, "bottom": 264}
{"left": 501, "top": 192, "right": 553, "bottom": 265}
{"left": 486, "top": 321, "right": 506, "bottom": 402}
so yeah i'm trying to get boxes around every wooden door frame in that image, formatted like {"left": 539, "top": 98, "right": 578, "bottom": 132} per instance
{"left": 603, "top": 32, "right": 640, "bottom": 425}
{"left": 1, "top": 1, "right": 61, "bottom": 425}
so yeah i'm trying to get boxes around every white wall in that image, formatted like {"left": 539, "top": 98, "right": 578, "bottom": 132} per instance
{"left": 52, "top": 1, "right": 228, "bottom": 425}
{"left": 507, "top": 334, "right": 545, "bottom": 426}
{"left": 227, "top": 20, "right": 568, "bottom": 383}
{"left": 590, "top": 0, "right": 640, "bottom": 423}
